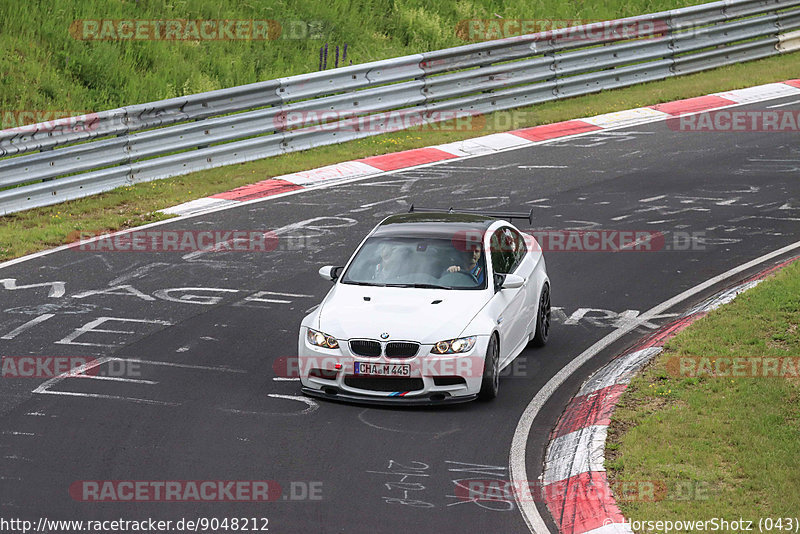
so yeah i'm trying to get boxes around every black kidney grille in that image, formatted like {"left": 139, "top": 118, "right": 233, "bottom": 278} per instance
{"left": 349, "top": 340, "right": 381, "bottom": 357}
{"left": 384, "top": 342, "right": 420, "bottom": 358}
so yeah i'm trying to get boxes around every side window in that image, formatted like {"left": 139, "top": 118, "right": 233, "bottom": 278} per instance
{"left": 490, "top": 228, "right": 516, "bottom": 274}
{"left": 512, "top": 228, "right": 527, "bottom": 267}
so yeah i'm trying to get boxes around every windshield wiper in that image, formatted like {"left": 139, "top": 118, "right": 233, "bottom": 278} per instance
{"left": 385, "top": 283, "right": 452, "bottom": 289}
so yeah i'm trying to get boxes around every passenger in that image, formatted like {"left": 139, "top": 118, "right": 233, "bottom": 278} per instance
{"left": 374, "top": 245, "right": 406, "bottom": 282}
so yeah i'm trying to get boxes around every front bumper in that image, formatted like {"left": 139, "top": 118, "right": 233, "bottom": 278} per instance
{"left": 302, "top": 387, "right": 477, "bottom": 405}
{"left": 297, "top": 328, "right": 489, "bottom": 402}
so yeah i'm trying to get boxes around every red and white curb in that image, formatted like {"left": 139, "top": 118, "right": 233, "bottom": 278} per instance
{"left": 161, "top": 80, "right": 800, "bottom": 217}
{"left": 541, "top": 256, "right": 799, "bottom": 534}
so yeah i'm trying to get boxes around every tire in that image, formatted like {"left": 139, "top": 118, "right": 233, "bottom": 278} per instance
{"left": 532, "top": 283, "right": 551, "bottom": 347}
{"left": 478, "top": 334, "right": 500, "bottom": 401}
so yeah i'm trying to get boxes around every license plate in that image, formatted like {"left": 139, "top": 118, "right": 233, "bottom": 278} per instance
{"left": 354, "top": 362, "right": 411, "bottom": 376}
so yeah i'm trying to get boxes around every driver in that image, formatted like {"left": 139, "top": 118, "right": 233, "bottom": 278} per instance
{"left": 444, "top": 248, "right": 485, "bottom": 284}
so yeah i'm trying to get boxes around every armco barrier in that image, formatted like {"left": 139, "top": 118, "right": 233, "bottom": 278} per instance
{"left": 1, "top": 0, "right": 799, "bottom": 215}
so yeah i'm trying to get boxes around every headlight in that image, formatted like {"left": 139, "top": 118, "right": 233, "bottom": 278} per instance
{"left": 307, "top": 328, "right": 339, "bottom": 349}
{"left": 431, "top": 336, "right": 476, "bottom": 354}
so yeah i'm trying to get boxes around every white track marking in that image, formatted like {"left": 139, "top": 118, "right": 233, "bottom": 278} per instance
{"left": 577, "top": 347, "right": 662, "bottom": 397}
{"left": 278, "top": 161, "right": 382, "bottom": 186}
{"left": 35, "top": 389, "right": 179, "bottom": 406}
{"left": 518, "top": 165, "right": 569, "bottom": 169}
{"left": 237, "top": 290, "right": 314, "bottom": 304}
{"left": 357, "top": 409, "right": 460, "bottom": 438}
{"left": 266, "top": 394, "right": 319, "bottom": 415}
{"left": 354, "top": 197, "right": 409, "bottom": 209}
{"left": 28, "top": 354, "right": 307, "bottom": 412}
{"left": 72, "top": 374, "right": 157, "bottom": 385}
{"left": 180, "top": 216, "right": 357, "bottom": 261}
{"left": 160, "top": 197, "right": 235, "bottom": 216}
{"left": 582, "top": 107, "right": 669, "bottom": 128}
{"left": 1, "top": 314, "right": 55, "bottom": 339}
{"left": 272, "top": 377, "right": 300, "bottom": 381}
{"left": 33, "top": 356, "right": 110, "bottom": 394}
{"left": 766, "top": 99, "right": 800, "bottom": 108}
{"left": 108, "top": 263, "right": 171, "bottom": 285}
{"left": 543, "top": 425, "right": 608, "bottom": 483}
{"left": 117, "top": 358, "right": 247, "bottom": 373}
{"left": 55, "top": 317, "right": 172, "bottom": 347}
{"left": 0, "top": 279, "right": 65, "bottom": 298}
{"left": 714, "top": 83, "right": 800, "bottom": 103}
{"left": 31, "top": 356, "right": 245, "bottom": 406}
{"left": 616, "top": 234, "right": 656, "bottom": 252}
{"left": 219, "top": 394, "right": 319, "bottom": 416}
{"left": 30, "top": 356, "right": 176, "bottom": 406}
{"left": 511, "top": 239, "right": 800, "bottom": 533}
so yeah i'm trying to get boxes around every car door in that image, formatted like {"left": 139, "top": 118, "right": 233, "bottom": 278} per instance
{"left": 511, "top": 227, "right": 537, "bottom": 336}
{"left": 488, "top": 226, "right": 528, "bottom": 363}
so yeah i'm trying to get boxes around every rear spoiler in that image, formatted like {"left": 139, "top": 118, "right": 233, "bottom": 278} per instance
{"left": 408, "top": 204, "right": 533, "bottom": 224}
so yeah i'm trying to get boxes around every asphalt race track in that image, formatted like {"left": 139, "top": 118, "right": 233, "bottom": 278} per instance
{"left": 1, "top": 95, "right": 799, "bottom": 533}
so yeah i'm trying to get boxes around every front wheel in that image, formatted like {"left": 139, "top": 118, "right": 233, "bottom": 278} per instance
{"left": 478, "top": 334, "right": 500, "bottom": 401}
{"left": 532, "top": 283, "right": 551, "bottom": 347}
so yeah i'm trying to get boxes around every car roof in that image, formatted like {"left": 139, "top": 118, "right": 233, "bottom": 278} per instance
{"left": 372, "top": 212, "right": 501, "bottom": 239}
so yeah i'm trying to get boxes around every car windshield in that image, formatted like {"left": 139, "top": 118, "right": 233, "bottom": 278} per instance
{"left": 340, "top": 236, "right": 487, "bottom": 290}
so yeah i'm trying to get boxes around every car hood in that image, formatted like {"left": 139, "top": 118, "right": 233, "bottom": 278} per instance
{"left": 317, "top": 284, "right": 490, "bottom": 343}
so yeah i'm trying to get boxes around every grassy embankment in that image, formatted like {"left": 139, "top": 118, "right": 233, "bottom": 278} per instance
{"left": 607, "top": 260, "right": 800, "bottom": 522}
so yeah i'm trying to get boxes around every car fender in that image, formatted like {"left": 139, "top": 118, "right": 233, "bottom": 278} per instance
{"left": 459, "top": 299, "right": 500, "bottom": 343}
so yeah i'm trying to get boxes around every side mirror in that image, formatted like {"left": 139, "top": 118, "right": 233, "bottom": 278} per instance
{"left": 501, "top": 273, "right": 525, "bottom": 289}
{"left": 318, "top": 265, "right": 343, "bottom": 282}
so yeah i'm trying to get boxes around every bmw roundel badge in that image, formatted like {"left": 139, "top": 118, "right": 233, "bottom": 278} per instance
{"left": 380, "top": 332, "right": 390, "bottom": 340}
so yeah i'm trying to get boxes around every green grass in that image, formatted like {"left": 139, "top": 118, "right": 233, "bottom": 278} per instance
{"left": 606, "top": 260, "right": 800, "bottom": 523}
{"left": 1, "top": 0, "right": 706, "bottom": 114}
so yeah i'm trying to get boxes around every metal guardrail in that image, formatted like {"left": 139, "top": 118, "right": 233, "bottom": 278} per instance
{"left": 1, "top": 0, "right": 799, "bottom": 215}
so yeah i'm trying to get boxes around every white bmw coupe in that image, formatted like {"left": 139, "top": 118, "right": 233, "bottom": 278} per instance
{"left": 297, "top": 208, "right": 550, "bottom": 404}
